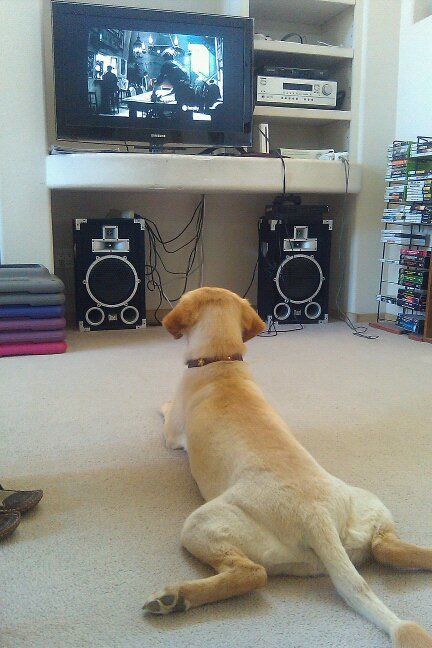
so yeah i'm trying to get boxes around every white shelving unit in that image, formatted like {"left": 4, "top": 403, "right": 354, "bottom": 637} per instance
{"left": 45, "top": 1, "right": 362, "bottom": 195}
{"left": 250, "top": 0, "right": 355, "bottom": 28}
{"left": 254, "top": 39, "right": 354, "bottom": 66}
{"left": 254, "top": 106, "right": 351, "bottom": 126}
{"left": 250, "top": 0, "right": 358, "bottom": 157}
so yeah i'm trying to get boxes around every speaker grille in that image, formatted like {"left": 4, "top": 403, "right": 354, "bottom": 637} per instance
{"left": 86, "top": 256, "right": 138, "bottom": 307}
{"left": 276, "top": 255, "right": 323, "bottom": 304}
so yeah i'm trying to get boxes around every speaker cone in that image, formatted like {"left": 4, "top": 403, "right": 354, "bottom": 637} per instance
{"left": 85, "top": 307, "right": 105, "bottom": 326}
{"left": 273, "top": 302, "right": 291, "bottom": 321}
{"left": 85, "top": 255, "right": 138, "bottom": 307}
{"left": 304, "top": 301, "right": 322, "bottom": 320}
{"left": 276, "top": 254, "right": 323, "bottom": 304}
{"left": 120, "top": 305, "right": 139, "bottom": 325}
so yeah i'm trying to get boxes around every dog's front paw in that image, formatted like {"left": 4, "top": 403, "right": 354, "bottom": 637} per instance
{"left": 143, "top": 588, "right": 190, "bottom": 615}
{"left": 164, "top": 433, "right": 186, "bottom": 450}
{"left": 160, "top": 401, "right": 173, "bottom": 422}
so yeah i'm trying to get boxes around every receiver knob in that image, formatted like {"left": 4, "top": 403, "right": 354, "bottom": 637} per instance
{"left": 322, "top": 83, "right": 332, "bottom": 96}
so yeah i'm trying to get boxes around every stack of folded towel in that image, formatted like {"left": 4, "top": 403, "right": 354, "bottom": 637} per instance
{"left": 0, "top": 265, "right": 67, "bottom": 357}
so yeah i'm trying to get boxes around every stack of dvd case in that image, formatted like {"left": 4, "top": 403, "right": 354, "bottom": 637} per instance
{"left": 403, "top": 205, "right": 432, "bottom": 224}
{"left": 411, "top": 137, "right": 432, "bottom": 158}
{"left": 396, "top": 312, "right": 425, "bottom": 334}
{"left": 406, "top": 180, "right": 432, "bottom": 203}
{"left": 377, "top": 138, "right": 432, "bottom": 335}
{"left": 380, "top": 230, "right": 427, "bottom": 246}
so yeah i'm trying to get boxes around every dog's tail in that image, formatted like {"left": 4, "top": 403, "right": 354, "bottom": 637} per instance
{"left": 306, "top": 511, "right": 432, "bottom": 647}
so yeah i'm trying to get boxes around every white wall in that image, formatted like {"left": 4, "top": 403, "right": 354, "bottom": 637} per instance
{"left": 396, "top": 0, "right": 432, "bottom": 139}
{"left": 0, "top": 0, "right": 53, "bottom": 269}
{"left": 345, "top": 0, "right": 401, "bottom": 317}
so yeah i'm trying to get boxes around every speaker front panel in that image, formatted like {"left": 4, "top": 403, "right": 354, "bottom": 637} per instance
{"left": 258, "top": 214, "right": 332, "bottom": 326}
{"left": 73, "top": 219, "right": 146, "bottom": 331}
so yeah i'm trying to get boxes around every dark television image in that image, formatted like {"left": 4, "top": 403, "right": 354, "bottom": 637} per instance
{"left": 52, "top": 3, "right": 253, "bottom": 147}
{"left": 88, "top": 29, "right": 223, "bottom": 124}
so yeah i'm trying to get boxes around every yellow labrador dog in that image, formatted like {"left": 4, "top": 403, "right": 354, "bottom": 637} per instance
{"left": 144, "top": 287, "right": 432, "bottom": 648}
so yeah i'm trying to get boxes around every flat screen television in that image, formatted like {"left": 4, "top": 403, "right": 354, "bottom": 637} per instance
{"left": 51, "top": 2, "right": 254, "bottom": 148}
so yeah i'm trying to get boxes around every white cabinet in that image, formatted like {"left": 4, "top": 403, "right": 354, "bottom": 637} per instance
{"left": 250, "top": 0, "right": 359, "bottom": 158}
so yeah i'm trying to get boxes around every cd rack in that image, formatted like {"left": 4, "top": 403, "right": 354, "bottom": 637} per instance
{"left": 371, "top": 136, "right": 432, "bottom": 342}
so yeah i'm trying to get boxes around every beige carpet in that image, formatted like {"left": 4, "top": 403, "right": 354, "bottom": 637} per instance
{"left": 1, "top": 324, "right": 432, "bottom": 648}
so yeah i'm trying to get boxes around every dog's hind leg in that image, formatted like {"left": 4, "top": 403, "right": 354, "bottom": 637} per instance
{"left": 372, "top": 526, "right": 432, "bottom": 571}
{"left": 307, "top": 511, "right": 432, "bottom": 647}
{"left": 143, "top": 500, "right": 267, "bottom": 614}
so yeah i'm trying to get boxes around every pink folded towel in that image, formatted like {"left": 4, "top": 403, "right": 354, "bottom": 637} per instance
{"left": 0, "top": 341, "right": 67, "bottom": 357}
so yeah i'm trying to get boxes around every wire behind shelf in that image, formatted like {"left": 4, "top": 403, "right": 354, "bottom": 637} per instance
{"left": 142, "top": 195, "right": 205, "bottom": 324}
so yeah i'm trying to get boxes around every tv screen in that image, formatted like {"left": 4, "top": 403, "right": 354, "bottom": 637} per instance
{"left": 51, "top": 2, "right": 254, "bottom": 147}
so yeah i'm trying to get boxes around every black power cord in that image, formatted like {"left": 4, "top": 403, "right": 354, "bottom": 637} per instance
{"left": 243, "top": 128, "right": 304, "bottom": 337}
{"left": 257, "top": 126, "right": 287, "bottom": 197}
{"left": 242, "top": 215, "right": 303, "bottom": 336}
{"left": 245, "top": 132, "right": 377, "bottom": 338}
{"left": 281, "top": 32, "right": 304, "bottom": 44}
{"left": 242, "top": 258, "right": 258, "bottom": 299}
{"left": 242, "top": 128, "right": 302, "bottom": 336}
{"left": 141, "top": 195, "right": 205, "bottom": 324}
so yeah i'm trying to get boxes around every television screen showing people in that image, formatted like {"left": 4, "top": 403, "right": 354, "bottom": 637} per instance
{"left": 87, "top": 28, "right": 223, "bottom": 124}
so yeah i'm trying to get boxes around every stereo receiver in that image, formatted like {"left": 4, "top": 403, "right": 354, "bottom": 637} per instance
{"left": 256, "top": 75, "right": 337, "bottom": 108}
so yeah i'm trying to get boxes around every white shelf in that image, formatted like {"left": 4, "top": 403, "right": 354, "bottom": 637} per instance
{"left": 254, "top": 105, "right": 351, "bottom": 125}
{"left": 46, "top": 153, "right": 361, "bottom": 194}
{"left": 250, "top": 0, "right": 355, "bottom": 25}
{"left": 254, "top": 39, "right": 353, "bottom": 67}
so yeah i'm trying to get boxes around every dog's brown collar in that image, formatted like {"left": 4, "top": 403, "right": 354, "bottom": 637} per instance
{"left": 187, "top": 354, "right": 243, "bottom": 368}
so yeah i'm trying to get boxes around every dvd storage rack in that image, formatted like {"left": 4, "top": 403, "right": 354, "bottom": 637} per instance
{"left": 371, "top": 137, "right": 432, "bottom": 343}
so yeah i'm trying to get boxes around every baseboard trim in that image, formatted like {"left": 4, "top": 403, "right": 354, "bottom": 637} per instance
{"left": 151, "top": 309, "right": 377, "bottom": 326}
{"left": 348, "top": 312, "right": 379, "bottom": 324}
{"left": 146, "top": 309, "right": 169, "bottom": 326}
{"left": 329, "top": 310, "right": 378, "bottom": 324}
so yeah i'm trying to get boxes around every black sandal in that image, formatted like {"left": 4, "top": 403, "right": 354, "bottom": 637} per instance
{"left": 0, "top": 485, "right": 43, "bottom": 513}
{"left": 0, "top": 510, "right": 21, "bottom": 539}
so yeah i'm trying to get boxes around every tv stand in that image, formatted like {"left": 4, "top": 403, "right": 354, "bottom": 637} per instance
{"left": 46, "top": 152, "right": 362, "bottom": 194}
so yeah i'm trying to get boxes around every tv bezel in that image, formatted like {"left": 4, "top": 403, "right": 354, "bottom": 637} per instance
{"left": 51, "top": 1, "right": 254, "bottom": 148}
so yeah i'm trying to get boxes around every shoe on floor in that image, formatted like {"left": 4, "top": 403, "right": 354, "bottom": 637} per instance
{"left": 0, "top": 510, "right": 21, "bottom": 539}
{"left": 0, "top": 485, "right": 43, "bottom": 513}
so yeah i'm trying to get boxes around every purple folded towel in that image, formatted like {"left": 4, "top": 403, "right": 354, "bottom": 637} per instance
{"left": 0, "top": 305, "right": 65, "bottom": 319}
{"left": 0, "top": 317, "right": 66, "bottom": 331}
{"left": 0, "top": 330, "right": 66, "bottom": 344}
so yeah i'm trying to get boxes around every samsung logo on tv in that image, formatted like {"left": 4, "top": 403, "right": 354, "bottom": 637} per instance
{"left": 151, "top": 134, "right": 166, "bottom": 138}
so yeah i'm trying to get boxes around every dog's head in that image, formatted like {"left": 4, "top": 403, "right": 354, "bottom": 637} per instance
{"left": 162, "top": 287, "right": 266, "bottom": 343}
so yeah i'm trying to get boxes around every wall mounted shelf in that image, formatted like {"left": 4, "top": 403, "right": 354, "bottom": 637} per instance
{"left": 46, "top": 153, "right": 361, "bottom": 194}
{"left": 254, "top": 39, "right": 354, "bottom": 67}
{"left": 253, "top": 106, "right": 351, "bottom": 126}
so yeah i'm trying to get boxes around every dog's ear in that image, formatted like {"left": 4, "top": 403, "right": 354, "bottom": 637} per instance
{"left": 162, "top": 300, "right": 196, "bottom": 339}
{"left": 240, "top": 300, "right": 266, "bottom": 342}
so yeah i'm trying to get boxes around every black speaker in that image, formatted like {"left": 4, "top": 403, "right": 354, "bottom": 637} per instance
{"left": 257, "top": 201, "right": 332, "bottom": 327}
{"left": 73, "top": 218, "right": 146, "bottom": 331}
